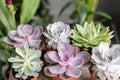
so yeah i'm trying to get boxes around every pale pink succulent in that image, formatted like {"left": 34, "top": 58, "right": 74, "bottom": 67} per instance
{"left": 3, "top": 24, "right": 43, "bottom": 49}
{"left": 44, "top": 43, "right": 90, "bottom": 79}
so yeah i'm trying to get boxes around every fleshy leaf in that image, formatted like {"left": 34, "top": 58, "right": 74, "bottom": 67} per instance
{"left": 20, "top": 0, "right": 41, "bottom": 24}
{"left": 16, "top": 48, "right": 25, "bottom": 57}
{"left": 0, "top": 0, "right": 16, "bottom": 31}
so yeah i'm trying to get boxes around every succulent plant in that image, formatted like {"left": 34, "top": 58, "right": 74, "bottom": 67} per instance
{"left": 8, "top": 44, "right": 43, "bottom": 79}
{"left": 43, "top": 21, "right": 71, "bottom": 49}
{"left": 4, "top": 24, "right": 43, "bottom": 49}
{"left": 44, "top": 43, "right": 90, "bottom": 79}
{"left": 71, "top": 21, "right": 113, "bottom": 50}
{"left": 91, "top": 42, "right": 120, "bottom": 80}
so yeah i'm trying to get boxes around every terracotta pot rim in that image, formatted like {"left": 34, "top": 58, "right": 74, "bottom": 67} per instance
{"left": 52, "top": 76, "right": 76, "bottom": 80}
{"left": 89, "top": 71, "right": 99, "bottom": 80}
{"left": 10, "top": 69, "right": 38, "bottom": 80}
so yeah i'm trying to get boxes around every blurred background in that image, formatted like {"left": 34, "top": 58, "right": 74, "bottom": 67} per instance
{"left": 49, "top": 0, "right": 120, "bottom": 23}
{"left": 48, "top": 0, "right": 120, "bottom": 43}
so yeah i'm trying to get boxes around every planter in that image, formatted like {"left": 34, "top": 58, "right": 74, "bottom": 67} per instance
{"left": 90, "top": 71, "right": 99, "bottom": 80}
{"left": 90, "top": 74, "right": 99, "bottom": 80}
{"left": 11, "top": 77, "right": 38, "bottom": 80}
{"left": 52, "top": 76, "right": 76, "bottom": 80}
{"left": 9, "top": 69, "right": 38, "bottom": 80}
{"left": 2, "top": 65, "right": 10, "bottom": 80}
{"left": 31, "top": 77, "right": 38, "bottom": 80}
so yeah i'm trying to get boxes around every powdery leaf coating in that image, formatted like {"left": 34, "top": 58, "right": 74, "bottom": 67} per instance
{"left": 43, "top": 21, "right": 71, "bottom": 49}
{"left": 8, "top": 44, "right": 43, "bottom": 79}
{"left": 91, "top": 42, "right": 120, "bottom": 80}
{"left": 3, "top": 24, "right": 43, "bottom": 49}
{"left": 44, "top": 43, "right": 90, "bottom": 79}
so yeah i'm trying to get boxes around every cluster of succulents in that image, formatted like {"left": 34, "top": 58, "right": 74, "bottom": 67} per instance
{"left": 4, "top": 21, "right": 118, "bottom": 80}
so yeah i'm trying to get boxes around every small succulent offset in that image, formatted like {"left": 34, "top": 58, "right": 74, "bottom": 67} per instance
{"left": 8, "top": 44, "right": 43, "bottom": 79}
{"left": 4, "top": 24, "right": 43, "bottom": 49}
{"left": 44, "top": 43, "right": 90, "bottom": 79}
{"left": 71, "top": 21, "right": 113, "bottom": 50}
{"left": 43, "top": 21, "right": 71, "bottom": 49}
{"left": 91, "top": 42, "right": 120, "bottom": 80}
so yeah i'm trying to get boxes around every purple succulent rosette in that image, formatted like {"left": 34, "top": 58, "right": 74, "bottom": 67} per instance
{"left": 44, "top": 43, "right": 90, "bottom": 79}
{"left": 3, "top": 24, "right": 43, "bottom": 49}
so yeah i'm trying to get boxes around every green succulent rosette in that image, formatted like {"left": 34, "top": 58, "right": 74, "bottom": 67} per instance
{"left": 71, "top": 21, "right": 113, "bottom": 50}
{"left": 8, "top": 44, "right": 43, "bottom": 79}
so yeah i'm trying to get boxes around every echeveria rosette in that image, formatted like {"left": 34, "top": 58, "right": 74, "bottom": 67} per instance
{"left": 4, "top": 24, "right": 43, "bottom": 49}
{"left": 43, "top": 21, "right": 71, "bottom": 49}
{"left": 91, "top": 42, "right": 120, "bottom": 80}
{"left": 71, "top": 21, "right": 113, "bottom": 50}
{"left": 44, "top": 43, "right": 90, "bottom": 79}
{"left": 8, "top": 44, "right": 43, "bottom": 79}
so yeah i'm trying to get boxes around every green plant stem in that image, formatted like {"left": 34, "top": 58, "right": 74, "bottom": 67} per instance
{"left": 86, "top": 0, "right": 99, "bottom": 22}
{"left": 12, "top": 14, "right": 16, "bottom": 29}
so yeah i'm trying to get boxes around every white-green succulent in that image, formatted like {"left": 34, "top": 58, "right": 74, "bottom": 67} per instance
{"left": 91, "top": 42, "right": 120, "bottom": 80}
{"left": 8, "top": 44, "right": 43, "bottom": 79}
{"left": 71, "top": 21, "right": 113, "bottom": 50}
{"left": 43, "top": 21, "right": 71, "bottom": 49}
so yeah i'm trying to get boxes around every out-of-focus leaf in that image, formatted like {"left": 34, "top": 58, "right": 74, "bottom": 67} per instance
{"left": 42, "top": 0, "right": 49, "bottom": 4}
{"left": 86, "top": 0, "right": 98, "bottom": 12}
{"left": 78, "top": 3, "right": 87, "bottom": 24}
{"left": 58, "top": 1, "right": 73, "bottom": 16}
{"left": 0, "top": 50, "right": 9, "bottom": 58}
{"left": 95, "top": 11, "right": 112, "bottom": 20}
{"left": 86, "top": 0, "right": 99, "bottom": 22}
{"left": 0, "top": 22, "right": 4, "bottom": 36}
{"left": 0, "top": 62, "right": 4, "bottom": 80}
{"left": 20, "top": 0, "right": 41, "bottom": 24}
{"left": 0, "top": 0, "right": 16, "bottom": 31}
{"left": 0, "top": 0, "right": 5, "bottom": 6}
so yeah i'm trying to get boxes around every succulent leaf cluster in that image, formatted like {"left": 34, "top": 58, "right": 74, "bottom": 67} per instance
{"left": 71, "top": 22, "right": 113, "bottom": 50}
{"left": 4, "top": 24, "right": 43, "bottom": 49}
{"left": 44, "top": 43, "right": 90, "bottom": 79}
{"left": 8, "top": 44, "right": 43, "bottom": 79}
{"left": 91, "top": 42, "right": 120, "bottom": 80}
{"left": 43, "top": 21, "right": 71, "bottom": 49}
